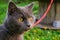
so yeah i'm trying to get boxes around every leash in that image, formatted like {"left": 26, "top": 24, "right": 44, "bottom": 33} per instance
{"left": 32, "top": 0, "right": 54, "bottom": 27}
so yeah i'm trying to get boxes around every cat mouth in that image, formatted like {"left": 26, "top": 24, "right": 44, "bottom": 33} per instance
{"left": 25, "top": 27, "right": 31, "bottom": 31}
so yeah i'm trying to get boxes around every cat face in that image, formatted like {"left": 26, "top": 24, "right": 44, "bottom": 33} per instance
{"left": 7, "top": 2, "right": 36, "bottom": 33}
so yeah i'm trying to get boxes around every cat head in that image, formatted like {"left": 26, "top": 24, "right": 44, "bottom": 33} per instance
{"left": 6, "top": 2, "right": 36, "bottom": 34}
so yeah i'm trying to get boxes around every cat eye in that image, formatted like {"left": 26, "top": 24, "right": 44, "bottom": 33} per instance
{"left": 18, "top": 18, "right": 24, "bottom": 22}
{"left": 28, "top": 17, "right": 33, "bottom": 22}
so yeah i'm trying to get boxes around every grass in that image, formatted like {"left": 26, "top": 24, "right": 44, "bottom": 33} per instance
{"left": 0, "top": 2, "right": 60, "bottom": 40}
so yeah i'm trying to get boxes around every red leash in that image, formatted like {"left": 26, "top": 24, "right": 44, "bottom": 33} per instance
{"left": 32, "top": 0, "right": 54, "bottom": 27}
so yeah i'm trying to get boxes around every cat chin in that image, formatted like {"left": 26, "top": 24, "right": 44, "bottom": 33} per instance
{"left": 24, "top": 27, "right": 31, "bottom": 32}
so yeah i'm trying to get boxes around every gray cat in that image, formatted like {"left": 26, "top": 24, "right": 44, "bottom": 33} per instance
{"left": 0, "top": 2, "right": 36, "bottom": 40}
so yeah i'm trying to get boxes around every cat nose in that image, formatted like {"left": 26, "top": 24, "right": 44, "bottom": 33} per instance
{"left": 35, "top": 19, "right": 38, "bottom": 22}
{"left": 26, "top": 25, "right": 30, "bottom": 27}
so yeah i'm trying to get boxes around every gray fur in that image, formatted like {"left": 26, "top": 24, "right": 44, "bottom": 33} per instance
{"left": 0, "top": 2, "right": 36, "bottom": 40}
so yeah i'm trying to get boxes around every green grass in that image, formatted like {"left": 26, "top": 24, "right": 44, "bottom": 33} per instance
{"left": 0, "top": 2, "right": 60, "bottom": 40}
{"left": 0, "top": 4, "right": 8, "bottom": 24}
{"left": 24, "top": 27, "right": 60, "bottom": 40}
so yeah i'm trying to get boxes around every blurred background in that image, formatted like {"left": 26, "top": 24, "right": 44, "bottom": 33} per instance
{"left": 0, "top": 0, "right": 60, "bottom": 40}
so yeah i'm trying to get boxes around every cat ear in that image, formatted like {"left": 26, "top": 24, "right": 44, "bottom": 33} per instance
{"left": 8, "top": 2, "right": 17, "bottom": 14}
{"left": 26, "top": 2, "right": 34, "bottom": 11}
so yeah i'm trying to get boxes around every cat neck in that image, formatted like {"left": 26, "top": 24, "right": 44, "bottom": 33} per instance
{"left": 10, "top": 34, "right": 23, "bottom": 40}
{"left": 6, "top": 34, "right": 24, "bottom": 40}
{"left": 0, "top": 24, "right": 24, "bottom": 40}
{"left": 3, "top": 20, "right": 24, "bottom": 40}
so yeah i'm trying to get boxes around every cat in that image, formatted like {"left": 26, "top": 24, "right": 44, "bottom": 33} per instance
{"left": 0, "top": 2, "right": 36, "bottom": 40}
